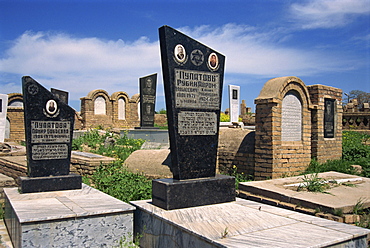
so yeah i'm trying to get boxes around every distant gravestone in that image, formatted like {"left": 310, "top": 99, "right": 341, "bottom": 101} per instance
{"left": 228, "top": 85, "right": 240, "bottom": 123}
{"left": 324, "top": 98, "right": 335, "bottom": 138}
{"left": 20, "top": 76, "right": 81, "bottom": 193}
{"left": 51, "top": 88, "right": 69, "bottom": 104}
{"left": 0, "top": 94, "right": 8, "bottom": 142}
{"left": 152, "top": 25, "right": 235, "bottom": 210}
{"left": 137, "top": 73, "right": 158, "bottom": 128}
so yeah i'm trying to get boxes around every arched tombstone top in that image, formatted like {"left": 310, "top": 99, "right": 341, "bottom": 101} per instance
{"left": 85, "top": 89, "right": 110, "bottom": 101}
{"left": 7, "top": 93, "right": 24, "bottom": 107}
{"left": 111, "top": 91, "right": 129, "bottom": 101}
{"left": 255, "top": 76, "right": 312, "bottom": 109}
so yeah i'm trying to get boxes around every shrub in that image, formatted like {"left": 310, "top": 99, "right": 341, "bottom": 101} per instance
{"left": 342, "top": 131, "right": 370, "bottom": 161}
{"left": 305, "top": 131, "right": 370, "bottom": 178}
{"left": 89, "top": 161, "right": 152, "bottom": 202}
{"left": 72, "top": 129, "right": 145, "bottom": 162}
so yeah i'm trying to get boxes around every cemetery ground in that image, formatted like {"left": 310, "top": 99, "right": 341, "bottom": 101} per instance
{"left": 0, "top": 129, "right": 369, "bottom": 247}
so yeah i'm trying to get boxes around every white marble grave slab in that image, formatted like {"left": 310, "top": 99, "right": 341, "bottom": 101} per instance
{"left": 131, "top": 198, "right": 370, "bottom": 248}
{"left": 4, "top": 184, "right": 135, "bottom": 248}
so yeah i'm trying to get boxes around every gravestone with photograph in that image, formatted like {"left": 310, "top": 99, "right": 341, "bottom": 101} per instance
{"left": 0, "top": 94, "right": 8, "bottom": 142}
{"left": 152, "top": 25, "right": 235, "bottom": 210}
{"left": 136, "top": 73, "right": 158, "bottom": 129}
{"left": 228, "top": 84, "right": 240, "bottom": 123}
{"left": 19, "top": 76, "right": 81, "bottom": 193}
{"left": 324, "top": 98, "right": 335, "bottom": 138}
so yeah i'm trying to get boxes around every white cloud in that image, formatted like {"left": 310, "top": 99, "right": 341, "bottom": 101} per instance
{"left": 290, "top": 0, "right": 370, "bottom": 29}
{"left": 0, "top": 31, "right": 161, "bottom": 100}
{"left": 180, "top": 24, "right": 352, "bottom": 76}
{"left": 0, "top": 24, "right": 359, "bottom": 109}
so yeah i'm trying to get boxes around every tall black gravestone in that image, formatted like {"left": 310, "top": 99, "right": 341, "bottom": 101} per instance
{"left": 51, "top": 88, "right": 69, "bottom": 105}
{"left": 136, "top": 73, "right": 158, "bottom": 129}
{"left": 19, "top": 76, "right": 81, "bottom": 193}
{"left": 152, "top": 26, "right": 235, "bottom": 210}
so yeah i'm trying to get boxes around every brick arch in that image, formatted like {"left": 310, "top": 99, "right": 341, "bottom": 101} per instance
{"left": 7, "top": 93, "right": 24, "bottom": 107}
{"left": 80, "top": 89, "right": 113, "bottom": 128}
{"left": 111, "top": 91, "right": 130, "bottom": 122}
{"left": 256, "top": 76, "right": 312, "bottom": 109}
{"left": 254, "top": 76, "right": 313, "bottom": 180}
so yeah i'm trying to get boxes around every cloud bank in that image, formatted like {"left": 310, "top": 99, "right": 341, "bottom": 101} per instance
{"left": 290, "top": 0, "right": 370, "bottom": 29}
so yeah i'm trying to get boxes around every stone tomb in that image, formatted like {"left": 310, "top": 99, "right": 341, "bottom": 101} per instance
{"left": 0, "top": 94, "right": 8, "bottom": 142}
{"left": 228, "top": 84, "right": 240, "bottom": 123}
{"left": 153, "top": 26, "right": 235, "bottom": 210}
{"left": 19, "top": 76, "right": 81, "bottom": 193}
{"left": 137, "top": 73, "right": 158, "bottom": 129}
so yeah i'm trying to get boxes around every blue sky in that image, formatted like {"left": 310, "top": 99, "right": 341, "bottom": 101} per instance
{"left": 1, "top": 0, "right": 369, "bottom": 112}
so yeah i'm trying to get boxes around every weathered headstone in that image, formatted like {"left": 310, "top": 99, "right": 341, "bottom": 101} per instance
{"left": 0, "top": 94, "right": 8, "bottom": 142}
{"left": 19, "top": 76, "right": 81, "bottom": 193}
{"left": 51, "top": 88, "right": 69, "bottom": 104}
{"left": 324, "top": 98, "right": 335, "bottom": 138}
{"left": 152, "top": 25, "right": 235, "bottom": 210}
{"left": 137, "top": 73, "right": 158, "bottom": 129}
{"left": 282, "top": 92, "right": 302, "bottom": 141}
{"left": 228, "top": 85, "right": 240, "bottom": 123}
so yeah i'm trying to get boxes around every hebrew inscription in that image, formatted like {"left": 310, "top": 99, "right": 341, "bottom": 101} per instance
{"left": 178, "top": 111, "right": 217, "bottom": 135}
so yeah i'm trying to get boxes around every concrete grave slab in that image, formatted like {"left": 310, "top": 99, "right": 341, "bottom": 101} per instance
{"left": 239, "top": 171, "right": 370, "bottom": 213}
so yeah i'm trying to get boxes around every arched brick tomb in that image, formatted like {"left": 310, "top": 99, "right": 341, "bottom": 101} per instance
{"left": 254, "top": 76, "right": 313, "bottom": 180}
{"left": 254, "top": 77, "right": 343, "bottom": 180}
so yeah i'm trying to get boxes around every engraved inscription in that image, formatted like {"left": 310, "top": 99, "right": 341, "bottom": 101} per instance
{"left": 32, "top": 144, "right": 68, "bottom": 160}
{"left": 282, "top": 92, "right": 302, "bottom": 141}
{"left": 178, "top": 111, "right": 217, "bottom": 135}
{"left": 31, "top": 121, "right": 71, "bottom": 143}
{"left": 175, "top": 69, "right": 220, "bottom": 109}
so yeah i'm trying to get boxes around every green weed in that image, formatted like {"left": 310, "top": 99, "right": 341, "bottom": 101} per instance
{"left": 297, "top": 173, "right": 329, "bottom": 193}
{"left": 90, "top": 161, "right": 152, "bottom": 202}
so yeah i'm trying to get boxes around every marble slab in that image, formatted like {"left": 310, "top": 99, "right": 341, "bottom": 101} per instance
{"left": 131, "top": 198, "right": 370, "bottom": 248}
{"left": 4, "top": 184, "right": 135, "bottom": 248}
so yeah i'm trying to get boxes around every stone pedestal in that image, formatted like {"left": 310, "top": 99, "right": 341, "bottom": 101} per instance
{"left": 4, "top": 184, "right": 135, "bottom": 248}
{"left": 152, "top": 174, "right": 235, "bottom": 210}
{"left": 18, "top": 173, "right": 81, "bottom": 193}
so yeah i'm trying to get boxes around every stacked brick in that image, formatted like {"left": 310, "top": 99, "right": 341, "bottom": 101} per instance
{"left": 308, "top": 85, "right": 343, "bottom": 163}
{"left": 217, "top": 128, "right": 255, "bottom": 177}
{"left": 254, "top": 77, "right": 314, "bottom": 180}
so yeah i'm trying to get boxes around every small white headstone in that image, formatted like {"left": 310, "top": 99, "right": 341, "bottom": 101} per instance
{"left": 0, "top": 94, "right": 8, "bottom": 142}
{"left": 228, "top": 85, "right": 240, "bottom": 123}
{"left": 94, "top": 96, "right": 106, "bottom": 115}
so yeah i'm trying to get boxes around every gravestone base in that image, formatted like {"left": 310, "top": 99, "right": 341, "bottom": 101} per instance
{"left": 18, "top": 173, "right": 81, "bottom": 193}
{"left": 134, "top": 126, "right": 160, "bottom": 130}
{"left": 4, "top": 184, "right": 135, "bottom": 248}
{"left": 152, "top": 174, "right": 235, "bottom": 210}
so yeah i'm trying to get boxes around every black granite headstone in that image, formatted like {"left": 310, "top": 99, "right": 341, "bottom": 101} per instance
{"left": 20, "top": 76, "right": 81, "bottom": 193}
{"left": 324, "top": 98, "right": 335, "bottom": 138}
{"left": 51, "top": 88, "right": 69, "bottom": 104}
{"left": 152, "top": 25, "right": 235, "bottom": 210}
{"left": 137, "top": 73, "right": 158, "bottom": 129}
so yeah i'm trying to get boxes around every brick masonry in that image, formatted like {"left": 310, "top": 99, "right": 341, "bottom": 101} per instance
{"left": 251, "top": 77, "right": 342, "bottom": 180}
{"left": 308, "top": 85, "right": 342, "bottom": 163}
